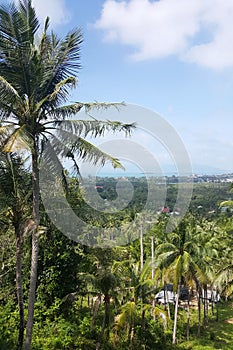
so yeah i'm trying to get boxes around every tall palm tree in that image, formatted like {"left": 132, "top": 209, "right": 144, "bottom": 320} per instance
{"left": 0, "top": 1, "right": 134, "bottom": 348}
{"left": 156, "top": 218, "right": 205, "bottom": 344}
{"left": 77, "top": 247, "right": 124, "bottom": 349}
{"left": 212, "top": 220, "right": 233, "bottom": 301}
{"left": 0, "top": 153, "right": 31, "bottom": 349}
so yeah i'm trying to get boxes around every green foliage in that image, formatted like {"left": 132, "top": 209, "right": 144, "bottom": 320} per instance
{"left": 37, "top": 228, "right": 83, "bottom": 306}
{"left": 0, "top": 300, "right": 18, "bottom": 349}
{"left": 1, "top": 168, "right": 233, "bottom": 349}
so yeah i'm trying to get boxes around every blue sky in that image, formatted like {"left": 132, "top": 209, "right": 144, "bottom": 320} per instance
{"left": 31, "top": 0, "right": 233, "bottom": 174}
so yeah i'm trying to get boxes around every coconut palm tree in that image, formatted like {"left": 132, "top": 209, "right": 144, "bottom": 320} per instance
{"left": 195, "top": 219, "right": 224, "bottom": 329}
{"left": 156, "top": 218, "right": 205, "bottom": 344}
{"left": 77, "top": 247, "right": 124, "bottom": 349}
{"left": 0, "top": 153, "right": 31, "bottom": 349}
{"left": 0, "top": 1, "right": 134, "bottom": 348}
{"left": 213, "top": 222, "right": 233, "bottom": 301}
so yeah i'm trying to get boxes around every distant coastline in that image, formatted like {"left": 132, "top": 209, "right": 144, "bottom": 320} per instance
{"left": 92, "top": 165, "right": 233, "bottom": 178}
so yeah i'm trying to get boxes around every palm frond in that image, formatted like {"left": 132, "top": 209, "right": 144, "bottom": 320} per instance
{"left": 116, "top": 301, "right": 137, "bottom": 329}
{"left": 56, "top": 118, "right": 135, "bottom": 137}
{"left": 220, "top": 200, "right": 233, "bottom": 208}
{"left": 18, "top": 0, "right": 39, "bottom": 42}
{"left": 40, "top": 136, "right": 67, "bottom": 175}
{"left": 55, "top": 128, "right": 124, "bottom": 169}
{"left": 0, "top": 76, "right": 24, "bottom": 110}
{"left": 3, "top": 125, "right": 32, "bottom": 152}
{"left": 56, "top": 28, "right": 83, "bottom": 77}
{"left": 35, "top": 77, "right": 77, "bottom": 113}
{"left": 156, "top": 242, "right": 176, "bottom": 255}
{"left": 43, "top": 103, "right": 83, "bottom": 121}
{"left": 0, "top": 125, "right": 16, "bottom": 144}
{"left": 139, "top": 258, "right": 153, "bottom": 282}
{"left": 0, "top": 1, "right": 39, "bottom": 95}
{"left": 157, "top": 251, "right": 178, "bottom": 270}
{"left": 36, "top": 28, "right": 83, "bottom": 102}
{"left": 79, "top": 101, "right": 125, "bottom": 114}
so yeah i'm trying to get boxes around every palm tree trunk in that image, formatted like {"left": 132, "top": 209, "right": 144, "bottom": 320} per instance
{"left": 215, "top": 288, "right": 219, "bottom": 322}
{"left": 140, "top": 223, "right": 143, "bottom": 272}
{"left": 186, "top": 297, "right": 190, "bottom": 341}
{"left": 211, "top": 288, "right": 214, "bottom": 316}
{"left": 172, "top": 282, "right": 180, "bottom": 345}
{"left": 197, "top": 289, "right": 201, "bottom": 336}
{"left": 91, "top": 294, "right": 101, "bottom": 330}
{"left": 203, "top": 286, "right": 208, "bottom": 327}
{"left": 96, "top": 294, "right": 110, "bottom": 350}
{"left": 151, "top": 235, "right": 156, "bottom": 321}
{"left": 15, "top": 222, "right": 24, "bottom": 350}
{"left": 165, "top": 283, "right": 171, "bottom": 320}
{"left": 142, "top": 306, "right": 146, "bottom": 332}
{"left": 24, "top": 141, "right": 40, "bottom": 350}
{"left": 225, "top": 270, "right": 229, "bottom": 301}
{"left": 129, "top": 322, "right": 134, "bottom": 350}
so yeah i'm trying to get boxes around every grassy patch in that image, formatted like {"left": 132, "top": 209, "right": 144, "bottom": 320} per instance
{"left": 176, "top": 302, "right": 233, "bottom": 349}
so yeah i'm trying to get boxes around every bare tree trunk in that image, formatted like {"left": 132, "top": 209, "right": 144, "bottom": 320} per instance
{"left": 15, "top": 223, "right": 24, "bottom": 350}
{"left": 172, "top": 282, "right": 180, "bottom": 345}
{"left": 24, "top": 141, "right": 39, "bottom": 350}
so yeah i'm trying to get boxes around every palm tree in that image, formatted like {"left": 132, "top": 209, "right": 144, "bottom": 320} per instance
{"left": 156, "top": 218, "right": 205, "bottom": 344}
{"left": 113, "top": 243, "right": 167, "bottom": 348}
{"left": 213, "top": 222, "right": 233, "bottom": 301}
{"left": 77, "top": 247, "right": 123, "bottom": 349}
{"left": 0, "top": 1, "right": 134, "bottom": 348}
{"left": 114, "top": 301, "right": 138, "bottom": 350}
{"left": 195, "top": 219, "right": 224, "bottom": 329}
{"left": 0, "top": 153, "right": 31, "bottom": 349}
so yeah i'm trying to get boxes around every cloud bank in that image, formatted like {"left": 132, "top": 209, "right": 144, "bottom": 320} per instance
{"left": 95, "top": 0, "right": 233, "bottom": 70}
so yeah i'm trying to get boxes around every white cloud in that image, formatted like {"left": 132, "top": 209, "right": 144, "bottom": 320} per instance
{"left": 95, "top": 0, "right": 233, "bottom": 70}
{"left": 185, "top": 0, "right": 233, "bottom": 69}
{"left": 32, "top": 0, "right": 71, "bottom": 27}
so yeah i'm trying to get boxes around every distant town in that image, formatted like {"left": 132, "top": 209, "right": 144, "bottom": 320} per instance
{"left": 95, "top": 172, "right": 233, "bottom": 184}
{"left": 167, "top": 173, "right": 233, "bottom": 183}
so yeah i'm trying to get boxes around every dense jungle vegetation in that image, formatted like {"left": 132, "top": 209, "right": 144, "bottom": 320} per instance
{"left": 1, "top": 168, "right": 233, "bottom": 349}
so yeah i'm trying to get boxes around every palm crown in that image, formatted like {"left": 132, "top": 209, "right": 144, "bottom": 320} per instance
{"left": 0, "top": 0, "right": 134, "bottom": 167}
